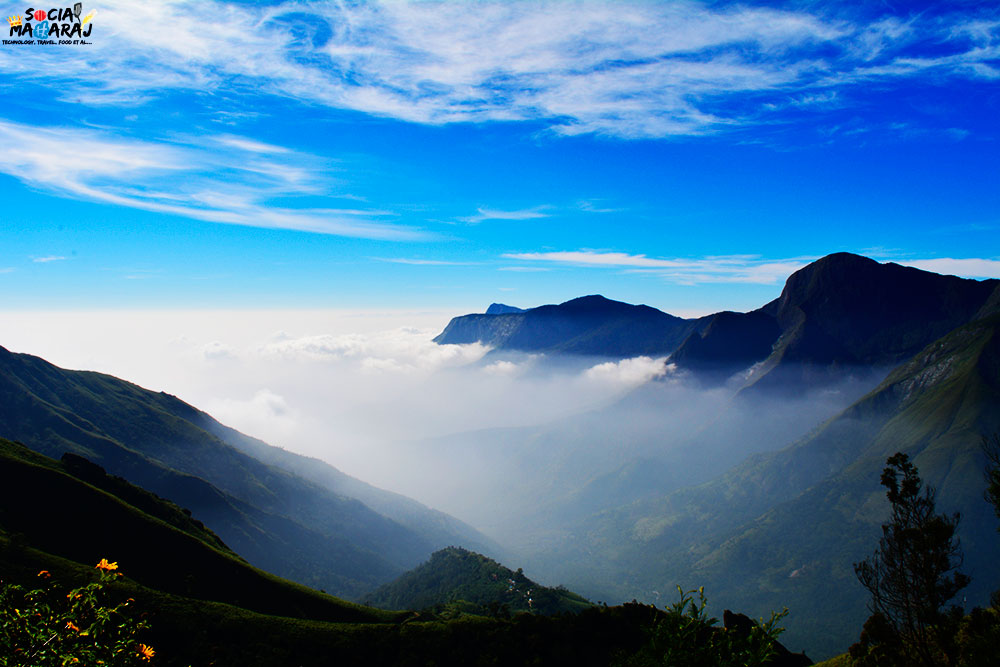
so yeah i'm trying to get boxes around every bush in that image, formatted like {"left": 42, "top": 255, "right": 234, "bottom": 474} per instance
{"left": 0, "top": 559, "right": 154, "bottom": 666}
{"left": 615, "top": 587, "right": 788, "bottom": 667}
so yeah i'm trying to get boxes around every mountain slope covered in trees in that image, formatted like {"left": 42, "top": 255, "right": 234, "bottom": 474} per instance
{"left": 0, "top": 346, "right": 495, "bottom": 598}
{"left": 364, "top": 546, "right": 592, "bottom": 616}
{"left": 543, "top": 312, "right": 1000, "bottom": 658}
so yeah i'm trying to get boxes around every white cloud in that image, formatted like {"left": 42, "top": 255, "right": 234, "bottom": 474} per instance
{"left": 462, "top": 207, "right": 550, "bottom": 224}
{"left": 207, "top": 388, "right": 299, "bottom": 447}
{"left": 895, "top": 257, "right": 1000, "bottom": 279}
{"left": 483, "top": 360, "right": 522, "bottom": 377}
{"left": 585, "top": 356, "right": 671, "bottom": 385}
{"left": 256, "top": 327, "right": 490, "bottom": 372}
{"left": 374, "top": 258, "right": 478, "bottom": 266}
{"left": 32, "top": 256, "right": 67, "bottom": 263}
{"left": 202, "top": 341, "right": 237, "bottom": 360}
{"left": 505, "top": 251, "right": 684, "bottom": 269}
{"left": 498, "top": 266, "right": 552, "bottom": 273}
{"left": 0, "top": 119, "right": 423, "bottom": 240}
{"left": 213, "top": 136, "right": 291, "bottom": 155}
{"left": 503, "top": 251, "right": 813, "bottom": 284}
{"left": 1, "top": 1, "right": 994, "bottom": 139}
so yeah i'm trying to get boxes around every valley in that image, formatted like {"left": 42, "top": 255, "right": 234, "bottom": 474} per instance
{"left": 3, "top": 253, "right": 999, "bottom": 662}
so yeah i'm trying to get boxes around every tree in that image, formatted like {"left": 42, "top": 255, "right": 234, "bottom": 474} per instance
{"left": 982, "top": 433, "right": 1000, "bottom": 528}
{"left": 614, "top": 587, "right": 789, "bottom": 667}
{"left": 851, "top": 452, "right": 969, "bottom": 666}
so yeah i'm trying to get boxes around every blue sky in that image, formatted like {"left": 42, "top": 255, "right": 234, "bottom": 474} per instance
{"left": 1, "top": 0, "right": 998, "bottom": 317}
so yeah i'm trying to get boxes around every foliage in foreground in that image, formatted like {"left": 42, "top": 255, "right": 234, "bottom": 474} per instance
{"left": 848, "top": 448, "right": 1000, "bottom": 667}
{"left": 851, "top": 452, "right": 968, "bottom": 666}
{"left": 0, "top": 559, "right": 153, "bottom": 666}
{"left": 614, "top": 587, "right": 790, "bottom": 667}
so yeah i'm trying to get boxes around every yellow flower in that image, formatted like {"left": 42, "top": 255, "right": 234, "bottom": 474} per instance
{"left": 136, "top": 644, "right": 155, "bottom": 661}
{"left": 95, "top": 558, "right": 119, "bottom": 572}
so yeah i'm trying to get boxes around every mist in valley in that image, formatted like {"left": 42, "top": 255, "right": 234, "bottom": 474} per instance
{"left": 2, "top": 308, "right": 891, "bottom": 599}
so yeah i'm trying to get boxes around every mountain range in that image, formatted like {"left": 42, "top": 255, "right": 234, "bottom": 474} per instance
{"left": 434, "top": 293, "right": 704, "bottom": 357}
{"left": 438, "top": 253, "right": 997, "bottom": 391}
{"left": 2, "top": 251, "right": 998, "bottom": 661}
{"left": 428, "top": 252, "right": 1000, "bottom": 658}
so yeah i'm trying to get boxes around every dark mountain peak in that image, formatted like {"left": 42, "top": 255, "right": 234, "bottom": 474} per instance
{"left": 486, "top": 303, "right": 526, "bottom": 315}
{"left": 544, "top": 294, "right": 662, "bottom": 317}
{"left": 669, "top": 307, "right": 781, "bottom": 383}
{"left": 745, "top": 253, "right": 1000, "bottom": 387}
{"left": 778, "top": 252, "right": 994, "bottom": 317}
{"left": 559, "top": 294, "right": 618, "bottom": 308}
{"left": 806, "top": 251, "right": 877, "bottom": 270}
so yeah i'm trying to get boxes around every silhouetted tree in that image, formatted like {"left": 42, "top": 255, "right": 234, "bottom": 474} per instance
{"left": 982, "top": 433, "right": 1000, "bottom": 528}
{"left": 851, "top": 452, "right": 969, "bottom": 666}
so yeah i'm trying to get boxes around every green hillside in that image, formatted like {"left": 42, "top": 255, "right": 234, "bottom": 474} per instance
{"left": 549, "top": 313, "right": 1000, "bottom": 659}
{"left": 0, "top": 438, "right": 393, "bottom": 623}
{"left": 364, "top": 546, "right": 592, "bottom": 616}
{"left": 0, "top": 345, "right": 493, "bottom": 598}
{"left": 0, "top": 439, "right": 671, "bottom": 666}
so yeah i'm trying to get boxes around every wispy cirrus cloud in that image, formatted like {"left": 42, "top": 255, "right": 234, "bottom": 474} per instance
{"left": 461, "top": 207, "right": 551, "bottom": 224}
{"left": 506, "top": 250, "right": 1000, "bottom": 283}
{"left": 374, "top": 258, "right": 479, "bottom": 266}
{"left": 0, "top": 1, "right": 995, "bottom": 139}
{"left": 502, "top": 250, "right": 815, "bottom": 284}
{"left": 32, "top": 256, "right": 67, "bottom": 263}
{"left": 0, "top": 119, "right": 424, "bottom": 240}
{"left": 894, "top": 257, "right": 1000, "bottom": 279}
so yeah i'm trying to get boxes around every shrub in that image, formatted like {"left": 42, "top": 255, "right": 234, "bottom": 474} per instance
{"left": 0, "top": 559, "right": 154, "bottom": 666}
{"left": 615, "top": 587, "right": 788, "bottom": 667}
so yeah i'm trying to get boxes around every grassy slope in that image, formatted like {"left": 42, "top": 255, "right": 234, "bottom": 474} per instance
{"left": 553, "top": 314, "right": 1000, "bottom": 660}
{"left": 0, "top": 438, "right": 393, "bottom": 623}
{"left": 364, "top": 546, "right": 592, "bottom": 616}
{"left": 1, "top": 539, "right": 658, "bottom": 667}
{"left": 0, "top": 450, "right": 659, "bottom": 667}
{"left": 0, "top": 345, "right": 459, "bottom": 597}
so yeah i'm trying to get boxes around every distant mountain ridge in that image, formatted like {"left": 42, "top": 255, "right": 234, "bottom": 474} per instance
{"left": 434, "top": 294, "right": 705, "bottom": 357}
{"left": 425, "top": 253, "right": 1000, "bottom": 659}
{"left": 436, "top": 254, "right": 999, "bottom": 393}
{"left": 486, "top": 303, "right": 526, "bottom": 315}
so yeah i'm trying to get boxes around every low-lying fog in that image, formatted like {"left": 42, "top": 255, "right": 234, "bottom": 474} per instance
{"left": 1, "top": 309, "right": 884, "bottom": 552}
